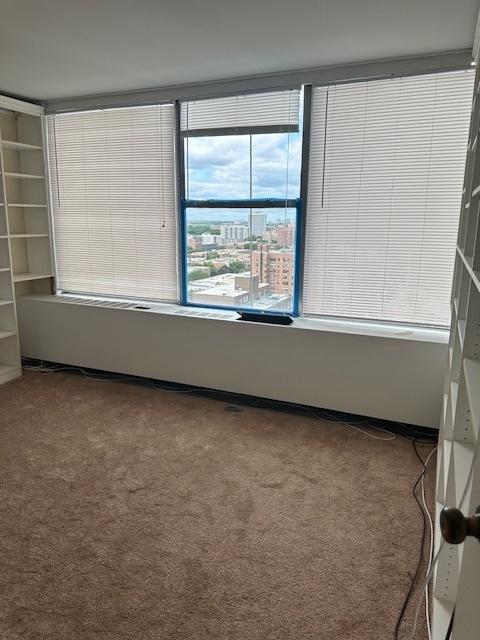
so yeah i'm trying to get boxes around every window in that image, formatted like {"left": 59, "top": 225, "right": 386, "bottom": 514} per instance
{"left": 47, "top": 70, "right": 473, "bottom": 327}
{"left": 47, "top": 104, "right": 177, "bottom": 301}
{"left": 181, "top": 90, "right": 302, "bottom": 314}
{"left": 302, "top": 70, "right": 474, "bottom": 326}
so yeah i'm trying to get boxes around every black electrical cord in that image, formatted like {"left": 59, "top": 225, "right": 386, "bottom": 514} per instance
{"left": 394, "top": 440, "right": 433, "bottom": 639}
{"left": 21, "top": 357, "right": 437, "bottom": 442}
{"left": 445, "top": 607, "right": 455, "bottom": 640}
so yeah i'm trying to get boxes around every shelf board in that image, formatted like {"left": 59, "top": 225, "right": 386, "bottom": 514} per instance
{"left": 457, "top": 246, "right": 480, "bottom": 295}
{"left": 453, "top": 297, "right": 459, "bottom": 315}
{"left": 454, "top": 441, "right": 475, "bottom": 507}
{"left": 434, "top": 500, "right": 445, "bottom": 556}
{"left": 465, "top": 253, "right": 473, "bottom": 267}
{"left": 0, "top": 267, "right": 10, "bottom": 273}
{"left": 7, "top": 203, "right": 46, "bottom": 208}
{"left": 10, "top": 234, "right": 49, "bottom": 239}
{"left": 0, "top": 364, "right": 20, "bottom": 384}
{"left": 463, "top": 357, "right": 480, "bottom": 439}
{"left": 1, "top": 140, "right": 42, "bottom": 152}
{"left": 458, "top": 318, "right": 466, "bottom": 347}
{"left": 443, "top": 438, "right": 452, "bottom": 497}
{"left": 436, "top": 447, "right": 445, "bottom": 503}
{"left": 451, "top": 380, "right": 459, "bottom": 420}
{"left": 442, "top": 391, "right": 448, "bottom": 428}
{"left": 13, "top": 272, "right": 53, "bottom": 282}
{"left": 3, "top": 172, "right": 44, "bottom": 180}
{"left": 443, "top": 436, "right": 452, "bottom": 456}
{"left": 472, "top": 184, "right": 480, "bottom": 198}
{"left": 0, "top": 330, "right": 16, "bottom": 340}
{"left": 0, "top": 299, "right": 13, "bottom": 306}
{"left": 433, "top": 596, "right": 455, "bottom": 639}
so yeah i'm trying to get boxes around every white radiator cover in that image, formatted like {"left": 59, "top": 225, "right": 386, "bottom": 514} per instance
{"left": 16, "top": 295, "right": 448, "bottom": 428}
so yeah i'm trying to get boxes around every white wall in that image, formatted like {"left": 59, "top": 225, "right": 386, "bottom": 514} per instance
{"left": 16, "top": 295, "right": 448, "bottom": 428}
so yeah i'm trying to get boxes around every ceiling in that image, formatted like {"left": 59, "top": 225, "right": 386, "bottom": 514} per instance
{"left": 1, "top": 0, "right": 478, "bottom": 102}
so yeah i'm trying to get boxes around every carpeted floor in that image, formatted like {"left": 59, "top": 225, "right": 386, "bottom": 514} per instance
{"left": 0, "top": 371, "right": 434, "bottom": 640}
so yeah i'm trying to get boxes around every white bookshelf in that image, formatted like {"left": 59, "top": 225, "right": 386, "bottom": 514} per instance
{"left": 432, "top": 64, "right": 480, "bottom": 639}
{"left": 0, "top": 95, "right": 54, "bottom": 385}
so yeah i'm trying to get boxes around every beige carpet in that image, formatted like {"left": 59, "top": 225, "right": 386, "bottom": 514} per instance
{"left": 0, "top": 371, "right": 434, "bottom": 639}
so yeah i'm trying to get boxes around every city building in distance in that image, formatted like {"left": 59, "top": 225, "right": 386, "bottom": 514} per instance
{"left": 251, "top": 212, "right": 267, "bottom": 237}
{"left": 186, "top": 210, "right": 296, "bottom": 311}
{"left": 252, "top": 245, "right": 293, "bottom": 295}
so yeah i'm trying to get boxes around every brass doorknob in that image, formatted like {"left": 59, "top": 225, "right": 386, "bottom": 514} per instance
{"left": 440, "top": 506, "right": 480, "bottom": 544}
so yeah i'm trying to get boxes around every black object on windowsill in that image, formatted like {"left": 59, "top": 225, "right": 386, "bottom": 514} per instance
{"left": 238, "top": 312, "right": 293, "bottom": 325}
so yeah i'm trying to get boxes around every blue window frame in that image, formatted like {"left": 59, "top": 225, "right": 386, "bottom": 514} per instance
{"left": 180, "top": 198, "right": 303, "bottom": 316}
{"left": 178, "top": 90, "right": 304, "bottom": 316}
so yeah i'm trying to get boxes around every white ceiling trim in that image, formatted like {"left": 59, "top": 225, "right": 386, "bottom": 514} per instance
{"left": 44, "top": 49, "right": 472, "bottom": 115}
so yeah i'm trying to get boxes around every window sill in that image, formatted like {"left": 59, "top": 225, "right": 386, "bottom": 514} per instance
{"left": 27, "top": 293, "right": 449, "bottom": 345}
{"left": 293, "top": 315, "right": 448, "bottom": 344}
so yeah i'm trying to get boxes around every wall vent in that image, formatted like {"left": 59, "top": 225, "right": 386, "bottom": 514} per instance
{"left": 53, "top": 295, "right": 139, "bottom": 310}
{"left": 50, "top": 296, "right": 236, "bottom": 319}
{"left": 174, "top": 308, "right": 236, "bottom": 320}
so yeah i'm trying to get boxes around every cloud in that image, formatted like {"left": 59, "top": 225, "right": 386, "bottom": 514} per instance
{"left": 185, "top": 132, "right": 302, "bottom": 200}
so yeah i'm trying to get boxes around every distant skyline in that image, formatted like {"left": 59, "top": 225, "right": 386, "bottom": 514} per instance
{"left": 186, "top": 209, "right": 296, "bottom": 224}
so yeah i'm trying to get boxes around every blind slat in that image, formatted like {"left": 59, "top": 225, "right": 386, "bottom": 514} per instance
{"left": 303, "top": 70, "right": 474, "bottom": 327}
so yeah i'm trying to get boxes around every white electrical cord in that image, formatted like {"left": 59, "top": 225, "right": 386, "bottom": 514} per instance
{"left": 316, "top": 408, "right": 398, "bottom": 441}
{"left": 277, "top": 397, "right": 403, "bottom": 442}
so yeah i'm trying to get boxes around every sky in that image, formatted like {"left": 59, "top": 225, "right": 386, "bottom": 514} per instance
{"left": 185, "top": 131, "right": 301, "bottom": 223}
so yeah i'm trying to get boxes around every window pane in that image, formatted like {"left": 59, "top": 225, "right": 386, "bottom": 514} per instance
{"left": 185, "top": 132, "right": 301, "bottom": 200}
{"left": 182, "top": 89, "right": 302, "bottom": 315}
{"left": 185, "top": 135, "right": 251, "bottom": 199}
{"left": 303, "top": 70, "right": 474, "bottom": 327}
{"left": 186, "top": 208, "right": 296, "bottom": 312}
{"left": 252, "top": 133, "right": 302, "bottom": 199}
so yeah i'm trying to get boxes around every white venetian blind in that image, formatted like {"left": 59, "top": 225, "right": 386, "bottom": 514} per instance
{"left": 47, "top": 104, "right": 178, "bottom": 301}
{"left": 303, "top": 70, "right": 474, "bottom": 327}
{"left": 180, "top": 89, "right": 300, "bottom": 136}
